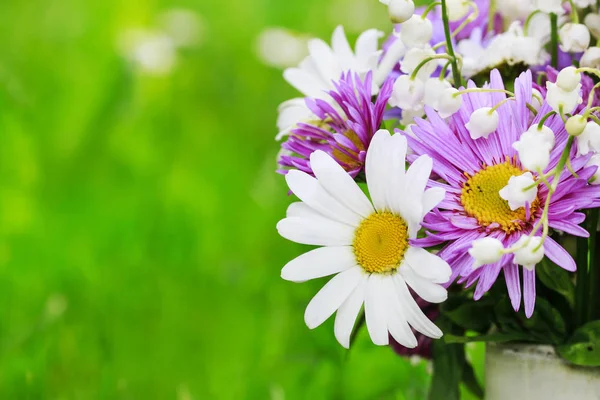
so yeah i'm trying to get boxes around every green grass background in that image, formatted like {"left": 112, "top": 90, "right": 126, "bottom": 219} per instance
{"left": 0, "top": 0, "right": 483, "bottom": 398}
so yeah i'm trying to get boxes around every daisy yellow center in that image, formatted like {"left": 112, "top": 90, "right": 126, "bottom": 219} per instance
{"left": 461, "top": 161, "right": 539, "bottom": 234}
{"left": 353, "top": 212, "right": 409, "bottom": 274}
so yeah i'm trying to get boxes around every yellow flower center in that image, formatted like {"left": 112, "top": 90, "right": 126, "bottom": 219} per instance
{"left": 353, "top": 212, "right": 409, "bottom": 274}
{"left": 461, "top": 160, "right": 539, "bottom": 234}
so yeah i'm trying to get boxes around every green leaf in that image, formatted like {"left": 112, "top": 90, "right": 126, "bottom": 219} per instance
{"left": 537, "top": 258, "right": 575, "bottom": 307}
{"left": 461, "top": 360, "right": 484, "bottom": 399}
{"left": 444, "top": 300, "right": 494, "bottom": 333}
{"left": 429, "top": 339, "right": 463, "bottom": 400}
{"left": 557, "top": 320, "right": 600, "bottom": 366}
{"left": 444, "top": 332, "right": 534, "bottom": 344}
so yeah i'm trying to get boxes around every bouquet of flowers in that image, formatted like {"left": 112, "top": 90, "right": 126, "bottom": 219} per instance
{"left": 274, "top": 0, "right": 600, "bottom": 397}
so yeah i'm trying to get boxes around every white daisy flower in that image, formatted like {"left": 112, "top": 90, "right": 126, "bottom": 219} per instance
{"left": 277, "top": 130, "right": 451, "bottom": 348}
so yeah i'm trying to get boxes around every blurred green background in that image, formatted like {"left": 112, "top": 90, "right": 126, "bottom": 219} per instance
{"left": 0, "top": 0, "right": 482, "bottom": 398}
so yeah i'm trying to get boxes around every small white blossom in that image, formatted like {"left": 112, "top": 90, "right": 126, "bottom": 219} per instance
{"left": 577, "top": 121, "right": 600, "bottom": 155}
{"left": 400, "top": 106, "right": 426, "bottom": 126}
{"left": 566, "top": 115, "right": 588, "bottom": 136}
{"left": 531, "top": 89, "right": 544, "bottom": 112}
{"left": 401, "top": 47, "right": 437, "bottom": 80}
{"left": 389, "top": 75, "right": 425, "bottom": 111}
{"left": 468, "top": 238, "right": 505, "bottom": 270}
{"left": 532, "top": 0, "right": 565, "bottom": 15}
{"left": 401, "top": 15, "right": 433, "bottom": 47}
{"left": 466, "top": 107, "right": 499, "bottom": 139}
{"left": 559, "top": 23, "right": 591, "bottom": 53}
{"left": 381, "top": 0, "right": 415, "bottom": 23}
{"left": 437, "top": 88, "right": 463, "bottom": 118}
{"left": 584, "top": 13, "right": 600, "bottom": 38}
{"left": 574, "top": 0, "right": 597, "bottom": 8}
{"left": 527, "top": 12, "right": 552, "bottom": 43}
{"left": 586, "top": 154, "right": 600, "bottom": 184}
{"left": 556, "top": 66, "right": 581, "bottom": 92}
{"left": 423, "top": 78, "right": 451, "bottom": 109}
{"left": 446, "top": 0, "right": 471, "bottom": 22}
{"left": 499, "top": 172, "right": 538, "bottom": 211}
{"left": 513, "top": 130, "right": 552, "bottom": 171}
{"left": 496, "top": 0, "right": 534, "bottom": 21}
{"left": 581, "top": 47, "right": 600, "bottom": 68}
{"left": 546, "top": 81, "right": 583, "bottom": 113}
{"left": 513, "top": 236, "right": 545, "bottom": 270}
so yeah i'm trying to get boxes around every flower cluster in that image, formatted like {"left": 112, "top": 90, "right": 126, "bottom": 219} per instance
{"left": 272, "top": 0, "right": 600, "bottom": 379}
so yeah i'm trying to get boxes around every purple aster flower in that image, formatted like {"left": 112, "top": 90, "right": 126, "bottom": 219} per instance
{"left": 278, "top": 71, "right": 393, "bottom": 177}
{"left": 401, "top": 69, "right": 600, "bottom": 317}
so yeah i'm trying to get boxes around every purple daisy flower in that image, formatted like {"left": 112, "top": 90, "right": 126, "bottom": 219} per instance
{"left": 402, "top": 69, "right": 600, "bottom": 317}
{"left": 278, "top": 71, "right": 393, "bottom": 177}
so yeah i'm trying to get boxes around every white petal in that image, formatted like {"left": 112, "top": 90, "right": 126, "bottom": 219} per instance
{"left": 397, "top": 155, "right": 432, "bottom": 235}
{"left": 334, "top": 276, "right": 366, "bottom": 348}
{"left": 383, "top": 276, "right": 417, "bottom": 348}
{"left": 384, "top": 134, "right": 409, "bottom": 215}
{"left": 304, "top": 266, "right": 364, "bottom": 329}
{"left": 286, "top": 170, "right": 362, "bottom": 226}
{"left": 277, "top": 216, "right": 354, "bottom": 246}
{"left": 331, "top": 26, "right": 354, "bottom": 69}
{"left": 283, "top": 65, "right": 326, "bottom": 98}
{"left": 421, "top": 187, "right": 445, "bottom": 217}
{"left": 404, "top": 247, "right": 452, "bottom": 284}
{"left": 286, "top": 202, "right": 318, "bottom": 218}
{"left": 281, "top": 246, "right": 357, "bottom": 283}
{"left": 355, "top": 29, "right": 384, "bottom": 63}
{"left": 366, "top": 130, "right": 392, "bottom": 211}
{"left": 400, "top": 264, "right": 448, "bottom": 303}
{"left": 310, "top": 150, "right": 374, "bottom": 218}
{"left": 307, "top": 38, "right": 341, "bottom": 84}
{"left": 393, "top": 274, "right": 443, "bottom": 338}
{"left": 364, "top": 274, "right": 390, "bottom": 345}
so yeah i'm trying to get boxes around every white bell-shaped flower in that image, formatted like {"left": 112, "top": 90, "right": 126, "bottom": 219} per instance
{"left": 389, "top": 75, "right": 425, "bottom": 111}
{"left": 556, "top": 66, "right": 581, "bottom": 92}
{"left": 401, "top": 47, "right": 437, "bottom": 80}
{"left": 577, "top": 121, "right": 600, "bottom": 155}
{"left": 575, "top": 0, "right": 597, "bottom": 8}
{"left": 559, "top": 23, "right": 591, "bottom": 52}
{"left": 584, "top": 13, "right": 600, "bottom": 38}
{"left": 513, "top": 131, "right": 552, "bottom": 171}
{"left": 566, "top": 115, "right": 588, "bottom": 136}
{"left": 465, "top": 107, "right": 499, "bottom": 139}
{"left": 401, "top": 15, "right": 433, "bottom": 47}
{"left": 531, "top": 89, "right": 544, "bottom": 112}
{"left": 382, "top": 0, "right": 416, "bottom": 23}
{"left": 499, "top": 172, "right": 538, "bottom": 211}
{"left": 546, "top": 81, "right": 583, "bottom": 113}
{"left": 532, "top": 0, "right": 564, "bottom": 14}
{"left": 497, "top": 0, "right": 534, "bottom": 21}
{"left": 446, "top": 0, "right": 471, "bottom": 22}
{"left": 513, "top": 236, "right": 545, "bottom": 270}
{"left": 468, "top": 238, "right": 505, "bottom": 270}
{"left": 581, "top": 47, "right": 600, "bottom": 68}
{"left": 586, "top": 154, "right": 600, "bottom": 185}
{"left": 423, "top": 78, "right": 451, "bottom": 109}
{"left": 436, "top": 88, "right": 463, "bottom": 118}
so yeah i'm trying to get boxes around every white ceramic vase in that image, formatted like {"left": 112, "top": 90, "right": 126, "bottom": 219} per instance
{"left": 486, "top": 342, "right": 600, "bottom": 399}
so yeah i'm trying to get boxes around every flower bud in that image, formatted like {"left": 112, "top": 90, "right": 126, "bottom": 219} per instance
{"left": 446, "top": 0, "right": 471, "bottom": 22}
{"left": 559, "top": 23, "right": 591, "bottom": 53}
{"left": 386, "top": 0, "right": 415, "bottom": 23}
{"left": 499, "top": 172, "right": 538, "bottom": 211}
{"left": 566, "top": 115, "right": 587, "bottom": 136}
{"left": 437, "top": 88, "right": 463, "bottom": 118}
{"left": 577, "top": 121, "right": 600, "bottom": 155}
{"left": 581, "top": 47, "right": 600, "bottom": 68}
{"left": 556, "top": 66, "right": 581, "bottom": 92}
{"left": 466, "top": 107, "right": 499, "bottom": 139}
{"left": 532, "top": 0, "right": 564, "bottom": 14}
{"left": 401, "top": 47, "right": 437, "bottom": 80}
{"left": 401, "top": 15, "right": 433, "bottom": 47}
{"left": 468, "top": 238, "right": 504, "bottom": 270}
{"left": 546, "top": 81, "right": 583, "bottom": 114}
{"left": 586, "top": 154, "right": 600, "bottom": 185}
{"left": 513, "top": 236, "right": 545, "bottom": 270}
{"left": 389, "top": 75, "right": 425, "bottom": 110}
{"left": 584, "top": 13, "right": 600, "bottom": 38}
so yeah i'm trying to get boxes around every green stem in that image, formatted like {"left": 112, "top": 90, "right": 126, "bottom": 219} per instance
{"left": 550, "top": 13, "right": 559, "bottom": 68}
{"left": 587, "top": 209, "right": 600, "bottom": 322}
{"left": 410, "top": 54, "right": 454, "bottom": 80}
{"left": 441, "top": 0, "right": 464, "bottom": 87}
{"left": 575, "top": 214, "right": 590, "bottom": 327}
{"left": 422, "top": 1, "right": 443, "bottom": 18}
